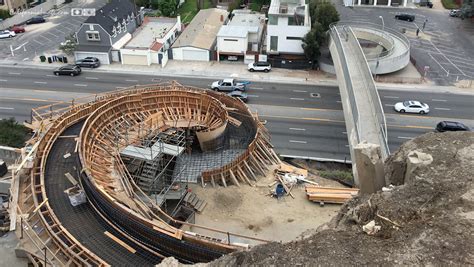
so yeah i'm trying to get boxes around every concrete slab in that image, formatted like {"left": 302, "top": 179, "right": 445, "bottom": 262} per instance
{"left": 0, "top": 232, "right": 30, "bottom": 267}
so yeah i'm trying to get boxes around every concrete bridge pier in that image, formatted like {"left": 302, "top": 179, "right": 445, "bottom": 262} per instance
{"left": 353, "top": 142, "right": 385, "bottom": 194}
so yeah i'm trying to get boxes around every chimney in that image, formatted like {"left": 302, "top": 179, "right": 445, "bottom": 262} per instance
{"left": 220, "top": 15, "right": 223, "bottom": 22}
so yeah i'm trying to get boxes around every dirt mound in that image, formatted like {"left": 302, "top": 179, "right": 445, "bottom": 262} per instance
{"left": 209, "top": 132, "right": 474, "bottom": 266}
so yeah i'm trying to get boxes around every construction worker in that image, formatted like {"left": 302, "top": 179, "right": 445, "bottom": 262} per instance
{"left": 416, "top": 28, "right": 420, "bottom": 37}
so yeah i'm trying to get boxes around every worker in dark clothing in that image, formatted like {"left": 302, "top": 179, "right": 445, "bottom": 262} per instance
{"left": 416, "top": 28, "right": 420, "bottom": 36}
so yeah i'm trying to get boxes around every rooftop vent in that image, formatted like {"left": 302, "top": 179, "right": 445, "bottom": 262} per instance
{"left": 279, "top": 4, "right": 288, "bottom": 14}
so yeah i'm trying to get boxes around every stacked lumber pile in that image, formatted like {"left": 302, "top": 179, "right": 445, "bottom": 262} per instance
{"left": 305, "top": 185, "right": 359, "bottom": 205}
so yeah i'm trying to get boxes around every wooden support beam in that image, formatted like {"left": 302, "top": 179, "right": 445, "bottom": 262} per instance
{"left": 237, "top": 165, "right": 252, "bottom": 186}
{"left": 211, "top": 176, "right": 216, "bottom": 188}
{"left": 32, "top": 198, "right": 48, "bottom": 214}
{"left": 104, "top": 231, "right": 136, "bottom": 254}
{"left": 244, "top": 161, "right": 258, "bottom": 181}
{"left": 228, "top": 169, "right": 240, "bottom": 187}
{"left": 220, "top": 173, "right": 227, "bottom": 188}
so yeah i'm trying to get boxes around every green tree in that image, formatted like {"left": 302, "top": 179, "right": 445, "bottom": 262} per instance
{"left": 152, "top": 0, "right": 178, "bottom": 16}
{"left": 0, "top": 9, "right": 12, "bottom": 19}
{"left": 58, "top": 34, "right": 77, "bottom": 55}
{"left": 302, "top": 22, "right": 326, "bottom": 69}
{"left": 314, "top": 2, "right": 340, "bottom": 31}
{"left": 460, "top": 0, "right": 474, "bottom": 19}
{"left": 136, "top": 0, "right": 151, "bottom": 8}
{"left": 0, "top": 118, "right": 30, "bottom": 148}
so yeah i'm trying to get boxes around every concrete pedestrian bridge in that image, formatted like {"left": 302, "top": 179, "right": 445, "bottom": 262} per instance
{"left": 323, "top": 22, "right": 411, "bottom": 75}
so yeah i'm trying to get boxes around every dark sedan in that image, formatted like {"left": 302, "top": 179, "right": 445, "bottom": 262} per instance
{"left": 227, "top": 90, "right": 248, "bottom": 103}
{"left": 26, "top": 16, "right": 46, "bottom": 25}
{"left": 75, "top": 57, "right": 101, "bottom": 68}
{"left": 53, "top": 65, "right": 82, "bottom": 76}
{"left": 395, "top": 13, "right": 415, "bottom": 22}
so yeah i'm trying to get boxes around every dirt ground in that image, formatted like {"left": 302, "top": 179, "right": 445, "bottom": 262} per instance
{"left": 186, "top": 168, "right": 344, "bottom": 246}
{"left": 206, "top": 132, "right": 474, "bottom": 266}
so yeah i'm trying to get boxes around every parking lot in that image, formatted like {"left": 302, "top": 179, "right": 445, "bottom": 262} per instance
{"left": 0, "top": 0, "right": 106, "bottom": 63}
{"left": 334, "top": 3, "right": 474, "bottom": 85}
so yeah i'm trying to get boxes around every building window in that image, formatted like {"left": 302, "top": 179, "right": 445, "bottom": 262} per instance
{"left": 270, "top": 36, "right": 278, "bottom": 51}
{"left": 268, "top": 15, "right": 278, "bottom": 25}
{"left": 86, "top": 31, "right": 100, "bottom": 41}
{"left": 223, "top": 39, "right": 238, "bottom": 42}
{"left": 286, "top": 36, "right": 303, "bottom": 40}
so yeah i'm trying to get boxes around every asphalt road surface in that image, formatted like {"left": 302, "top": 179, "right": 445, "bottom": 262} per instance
{"left": 1, "top": 66, "right": 473, "bottom": 161}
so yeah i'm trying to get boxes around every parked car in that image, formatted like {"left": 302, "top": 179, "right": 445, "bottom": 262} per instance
{"left": 435, "top": 121, "right": 470, "bottom": 132}
{"left": 449, "top": 9, "right": 461, "bottom": 17}
{"left": 248, "top": 61, "right": 271, "bottom": 72}
{"left": 395, "top": 13, "right": 415, "bottom": 22}
{"left": 26, "top": 16, "right": 46, "bottom": 25}
{"left": 0, "top": 30, "right": 15, "bottom": 39}
{"left": 211, "top": 79, "right": 247, "bottom": 92}
{"left": 394, "top": 100, "right": 430, "bottom": 114}
{"left": 227, "top": 90, "right": 248, "bottom": 103}
{"left": 75, "top": 57, "right": 100, "bottom": 68}
{"left": 53, "top": 65, "right": 82, "bottom": 76}
{"left": 10, "top": 25, "right": 25, "bottom": 33}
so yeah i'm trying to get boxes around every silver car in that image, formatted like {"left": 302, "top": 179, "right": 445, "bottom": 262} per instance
{"left": 211, "top": 78, "right": 247, "bottom": 92}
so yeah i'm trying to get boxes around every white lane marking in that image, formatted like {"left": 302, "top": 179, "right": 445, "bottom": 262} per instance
{"left": 252, "top": 87, "right": 264, "bottom": 90}
{"left": 384, "top": 96, "right": 399, "bottom": 99}
{"left": 8, "top": 72, "right": 21, "bottom": 75}
{"left": 336, "top": 100, "right": 342, "bottom": 103}
{"left": 432, "top": 99, "right": 447, "bottom": 102}
{"left": 247, "top": 94, "right": 259, "bottom": 98}
{"left": 125, "top": 79, "right": 138, "bottom": 82}
{"left": 289, "top": 140, "right": 307, "bottom": 144}
{"left": 289, "top": 128, "right": 306, "bottom": 131}
{"left": 0, "top": 79, "right": 7, "bottom": 82}
{"left": 385, "top": 104, "right": 395, "bottom": 107}
{"left": 290, "top": 98, "right": 305, "bottom": 100}
{"left": 0, "top": 107, "right": 14, "bottom": 110}
{"left": 34, "top": 81, "right": 47, "bottom": 84}
{"left": 342, "top": 131, "right": 347, "bottom": 134}
{"left": 85, "top": 77, "right": 99, "bottom": 80}
{"left": 293, "top": 90, "right": 307, "bottom": 93}
{"left": 23, "top": 58, "right": 29, "bottom": 61}
{"left": 74, "top": 84, "right": 88, "bottom": 87}
{"left": 345, "top": 144, "right": 350, "bottom": 147}
{"left": 398, "top": 136, "right": 414, "bottom": 140}
{"left": 46, "top": 74, "right": 57, "bottom": 77}
{"left": 435, "top": 107, "right": 451, "bottom": 110}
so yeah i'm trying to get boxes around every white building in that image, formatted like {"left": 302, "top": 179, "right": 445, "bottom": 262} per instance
{"left": 171, "top": 8, "right": 228, "bottom": 62}
{"left": 345, "top": 0, "right": 409, "bottom": 7}
{"left": 216, "top": 10, "right": 265, "bottom": 61}
{"left": 266, "top": 0, "right": 311, "bottom": 55}
{"left": 120, "top": 16, "right": 181, "bottom": 67}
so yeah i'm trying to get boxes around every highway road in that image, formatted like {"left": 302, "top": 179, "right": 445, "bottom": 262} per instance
{"left": 1, "top": 66, "right": 473, "bottom": 161}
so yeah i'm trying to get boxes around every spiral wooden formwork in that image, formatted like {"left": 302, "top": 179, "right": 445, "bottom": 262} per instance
{"left": 15, "top": 82, "right": 279, "bottom": 266}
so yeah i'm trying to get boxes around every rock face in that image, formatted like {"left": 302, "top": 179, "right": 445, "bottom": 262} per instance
{"left": 208, "top": 132, "right": 474, "bottom": 266}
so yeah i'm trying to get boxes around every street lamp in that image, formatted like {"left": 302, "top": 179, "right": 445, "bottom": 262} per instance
{"left": 379, "top": 16, "right": 384, "bottom": 31}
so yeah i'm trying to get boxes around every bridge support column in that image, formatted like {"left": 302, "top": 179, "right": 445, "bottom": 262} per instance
{"left": 387, "top": 0, "right": 391, "bottom": 6}
{"left": 357, "top": 0, "right": 361, "bottom": 5}
{"left": 354, "top": 142, "right": 385, "bottom": 194}
{"left": 403, "top": 0, "right": 407, "bottom": 6}
{"left": 373, "top": 0, "right": 377, "bottom": 5}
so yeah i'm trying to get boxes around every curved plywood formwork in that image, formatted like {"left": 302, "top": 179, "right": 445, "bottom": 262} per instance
{"left": 16, "top": 82, "right": 279, "bottom": 265}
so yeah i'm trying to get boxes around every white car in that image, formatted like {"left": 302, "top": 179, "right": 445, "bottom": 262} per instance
{"left": 0, "top": 30, "right": 16, "bottom": 39}
{"left": 394, "top": 100, "right": 430, "bottom": 114}
{"left": 248, "top": 61, "right": 271, "bottom": 72}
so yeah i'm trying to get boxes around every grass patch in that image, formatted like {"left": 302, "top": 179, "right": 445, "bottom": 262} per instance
{"left": 440, "top": 0, "right": 459, "bottom": 9}
{"left": 178, "top": 0, "right": 198, "bottom": 24}
{"left": 0, "top": 118, "right": 30, "bottom": 148}
{"left": 178, "top": 0, "right": 213, "bottom": 24}
{"left": 319, "top": 170, "right": 353, "bottom": 183}
{"left": 250, "top": 2, "right": 262, "bottom": 11}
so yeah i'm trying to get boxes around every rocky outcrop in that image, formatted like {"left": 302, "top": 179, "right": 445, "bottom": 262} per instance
{"left": 206, "top": 132, "right": 474, "bottom": 266}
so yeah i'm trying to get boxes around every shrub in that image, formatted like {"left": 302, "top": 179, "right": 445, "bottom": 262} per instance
{"left": 318, "top": 170, "right": 353, "bottom": 183}
{"left": 0, "top": 118, "right": 30, "bottom": 148}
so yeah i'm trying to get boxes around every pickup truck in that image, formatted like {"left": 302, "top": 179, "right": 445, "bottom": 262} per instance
{"left": 211, "top": 78, "right": 248, "bottom": 92}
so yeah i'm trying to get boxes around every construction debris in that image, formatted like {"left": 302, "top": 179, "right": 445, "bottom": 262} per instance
{"left": 63, "top": 153, "right": 71, "bottom": 159}
{"left": 65, "top": 185, "right": 87, "bottom": 207}
{"left": 362, "top": 220, "right": 381, "bottom": 235}
{"left": 305, "top": 185, "right": 359, "bottom": 205}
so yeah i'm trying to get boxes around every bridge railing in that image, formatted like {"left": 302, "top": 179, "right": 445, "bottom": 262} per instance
{"left": 344, "top": 26, "right": 390, "bottom": 159}
{"left": 329, "top": 24, "right": 361, "bottom": 143}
